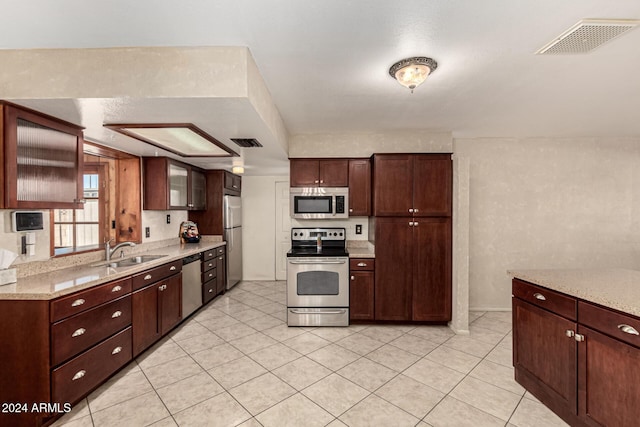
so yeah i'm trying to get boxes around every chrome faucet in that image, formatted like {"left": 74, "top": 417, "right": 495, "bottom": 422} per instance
{"left": 105, "top": 239, "right": 136, "bottom": 262}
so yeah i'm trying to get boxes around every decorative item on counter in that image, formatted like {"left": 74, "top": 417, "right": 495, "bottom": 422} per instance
{"left": 0, "top": 249, "right": 18, "bottom": 286}
{"left": 179, "top": 221, "right": 201, "bottom": 244}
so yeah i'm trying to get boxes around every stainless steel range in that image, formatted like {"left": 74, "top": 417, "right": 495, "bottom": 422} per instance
{"left": 287, "top": 227, "right": 349, "bottom": 327}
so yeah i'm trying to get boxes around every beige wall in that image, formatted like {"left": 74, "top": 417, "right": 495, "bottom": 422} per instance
{"left": 456, "top": 137, "right": 640, "bottom": 310}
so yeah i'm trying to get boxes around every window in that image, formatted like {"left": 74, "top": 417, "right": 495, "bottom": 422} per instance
{"left": 52, "top": 165, "right": 105, "bottom": 255}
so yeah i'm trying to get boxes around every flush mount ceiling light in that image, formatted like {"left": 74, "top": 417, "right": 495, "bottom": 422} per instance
{"left": 389, "top": 57, "right": 438, "bottom": 93}
{"left": 104, "top": 123, "right": 239, "bottom": 157}
{"left": 232, "top": 166, "right": 245, "bottom": 174}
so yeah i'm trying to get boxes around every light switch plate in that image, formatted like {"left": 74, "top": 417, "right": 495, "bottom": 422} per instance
{"left": 166, "top": 215, "right": 171, "bottom": 224}
{"left": 145, "top": 227, "right": 150, "bottom": 238}
{"left": 355, "top": 224, "right": 362, "bottom": 234}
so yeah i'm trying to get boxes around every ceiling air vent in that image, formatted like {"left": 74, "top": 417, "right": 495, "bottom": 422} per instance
{"left": 230, "top": 138, "right": 263, "bottom": 148}
{"left": 536, "top": 19, "right": 640, "bottom": 55}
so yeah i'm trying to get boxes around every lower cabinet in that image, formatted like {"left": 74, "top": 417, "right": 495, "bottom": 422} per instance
{"left": 350, "top": 258, "right": 375, "bottom": 321}
{"left": 375, "top": 217, "right": 451, "bottom": 321}
{"left": 202, "top": 246, "right": 226, "bottom": 304}
{"left": 513, "top": 278, "right": 640, "bottom": 427}
{"left": 132, "top": 273, "right": 182, "bottom": 357}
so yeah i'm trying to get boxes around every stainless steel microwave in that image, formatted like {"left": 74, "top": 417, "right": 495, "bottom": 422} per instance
{"left": 290, "top": 187, "right": 349, "bottom": 219}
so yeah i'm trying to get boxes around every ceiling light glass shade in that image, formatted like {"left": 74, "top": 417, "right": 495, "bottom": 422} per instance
{"left": 232, "top": 166, "right": 244, "bottom": 174}
{"left": 389, "top": 57, "right": 438, "bottom": 92}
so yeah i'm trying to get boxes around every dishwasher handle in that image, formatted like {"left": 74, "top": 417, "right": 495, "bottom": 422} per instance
{"left": 182, "top": 253, "right": 202, "bottom": 265}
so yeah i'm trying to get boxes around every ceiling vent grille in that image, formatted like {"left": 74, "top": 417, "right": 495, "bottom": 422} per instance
{"left": 536, "top": 19, "right": 640, "bottom": 55}
{"left": 230, "top": 138, "right": 263, "bottom": 148}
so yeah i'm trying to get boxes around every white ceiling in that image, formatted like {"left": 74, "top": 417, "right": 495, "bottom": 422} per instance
{"left": 2, "top": 0, "right": 640, "bottom": 174}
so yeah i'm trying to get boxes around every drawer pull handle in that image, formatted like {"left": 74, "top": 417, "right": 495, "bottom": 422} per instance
{"left": 208, "top": 263, "right": 213, "bottom": 268}
{"left": 111, "top": 285, "right": 122, "bottom": 293}
{"left": 170, "top": 266, "right": 177, "bottom": 271}
{"left": 575, "top": 334, "right": 585, "bottom": 342}
{"left": 72, "top": 370, "right": 86, "bottom": 381}
{"left": 219, "top": 257, "right": 223, "bottom": 260}
{"left": 112, "top": 346, "right": 122, "bottom": 355}
{"left": 111, "top": 311, "right": 122, "bottom": 318}
{"left": 357, "top": 262, "right": 367, "bottom": 267}
{"left": 533, "top": 293, "right": 546, "bottom": 301}
{"left": 208, "top": 289, "right": 213, "bottom": 293}
{"left": 71, "top": 298, "right": 85, "bottom": 307}
{"left": 144, "top": 274, "right": 152, "bottom": 280}
{"left": 72, "top": 328, "right": 86, "bottom": 337}
{"left": 208, "top": 252, "right": 213, "bottom": 257}
{"left": 618, "top": 324, "right": 640, "bottom": 336}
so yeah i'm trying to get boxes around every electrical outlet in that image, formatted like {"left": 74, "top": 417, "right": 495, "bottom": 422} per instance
{"left": 355, "top": 224, "right": 362, "bottom": 234}
{"left": 145, "top": 227, "right": 150, "bottom": 238}
{"left": 166, "top": 214, "right": 171, "bottom": 224}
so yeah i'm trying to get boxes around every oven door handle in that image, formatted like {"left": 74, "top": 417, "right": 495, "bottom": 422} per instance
{"left": 289, "top": 309, "right": 347, "bottom": 315}
{"left": 288, "top": 260, "right": 347, "bottom": 265}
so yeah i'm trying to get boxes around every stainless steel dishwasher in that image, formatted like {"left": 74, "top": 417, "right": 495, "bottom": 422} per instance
{"left": 182, "top": 253, "right": 203, "bottom": 318}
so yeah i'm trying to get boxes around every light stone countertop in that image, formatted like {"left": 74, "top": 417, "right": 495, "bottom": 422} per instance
{"left": 508, "top": 268, "right": 640, "bottom": 318}
{"left": 0, "top": 240, "right": 226, "bottom": 301}
{"left": 347, "top": 241, "right": 375, "bottom": 258}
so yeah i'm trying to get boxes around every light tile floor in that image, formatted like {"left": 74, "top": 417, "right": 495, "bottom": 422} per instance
{"left": 52, "top": 281, "right": 569, "bottom": 427}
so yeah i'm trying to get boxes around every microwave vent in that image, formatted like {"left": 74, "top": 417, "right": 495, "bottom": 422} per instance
{"left": 231, "top": 138, "right": 263, "bottom": 148}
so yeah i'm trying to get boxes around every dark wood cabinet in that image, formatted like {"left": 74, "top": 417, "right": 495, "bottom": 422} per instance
{"left": 374, "top": 218, "right": 413, "bottom": 321}
{"left": 350, "top": 258, "right": 375, "bottom": 321}
{"left": 373, "top": 154, "right": 451, "bottom": 217}
{"left": 189, "top": 170, "right": 241, "bottom": 235}
{"left": 132, "top": 273, "right": 182, "bottom": 357}
{"left": 0, "top": 277, "right": 133, "bottom": 427}
{"left": 143, "top": 157, "right": 206, "bottom": 210}
{"left": 513, "top": 298, "right": 577, "bottom": 417}
{"left": 202, "top": 246, "right": 226, "bottom": 303}
{"left": 1, "top": 101, "right": 84, "bottom": 209}
{"left": 374, "top": 217, "right": 451, "bottom": 321}
{"left": 348, "top": 159, "right": 371, "bottom": 216}
{"left": 290, "top": 158, "right": 349, "bottom": 187}
{"left": 513, "top": 278, "right": 640, "bottom": 427}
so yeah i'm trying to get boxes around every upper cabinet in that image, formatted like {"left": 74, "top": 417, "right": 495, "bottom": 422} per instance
{"left": 290, "top": 159, "right": 349, "bottom": 187}
{"left": 348, "top": 159, "right": 371, "bottom": 216}
{"left": 143, "top": 157, "right": 206, "bottom": 210}
{"left": 1, "top": 102, "right": 84, "bottom": 209}
{"left": 189, "top": 170, "right": 242, "bottom": 235}
{"left": 224, "top": 171, "right": 242, "bottom": 194}
{"left": 373, "top": 154, "right": 452, "bottom": 217}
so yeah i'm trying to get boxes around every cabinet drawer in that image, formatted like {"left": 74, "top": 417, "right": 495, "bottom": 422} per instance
{"left": 579, "top": 301, "right": 640, "bottom": 348}
{"left": 51, "top": 295, "right": 132, "bottom": 366}
{"left": 51, "top": 278, "right": 132, "bottom": 322}
{"left": 52, "top": 327, "right": 132, "bottom": 406}
{"left": 203, "top": 280, "right": 217, "bottom": 304}
{"left": 512, "top": 279, "right": 577, "bottom": 321}
{"left": 203, "top": 249, "right": 217, "bottom": 262}
{"left": 202, "top": 258, "right": 216, "bottom": 272}
{"left": 216, "top": 246, "right": 226, "bottom": 256}
{"left": 350, "top": 258, "right": 375, "bottom": 271}
{"left": 132, "top": 261, "right": 182, "bottom": 291}
{"left": 202, "top": 268, "right": 217, "bottom": 284}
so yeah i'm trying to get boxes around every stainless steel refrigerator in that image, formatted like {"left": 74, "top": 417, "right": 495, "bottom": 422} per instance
{"left": 223, "top": 195, "right": 242, "bottom": 289}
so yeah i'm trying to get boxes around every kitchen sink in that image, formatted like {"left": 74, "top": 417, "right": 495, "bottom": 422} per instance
{"left": 93, "top": 254, "right": 167, "bottom": 268}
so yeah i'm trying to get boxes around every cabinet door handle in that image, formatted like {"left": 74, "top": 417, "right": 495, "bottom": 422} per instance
{"left": 574, "top": 334, "right": 585, "bottom": 342}
{"left": 170, "top": 266, "right": 177, "bottom": 271}
{"left": 233, "top": 184, "right": 238, "bottom": 189}
{"left": 409, "top": 221, "right": 414, "bottom": 226}
{"left": 408, "top": 208, "right": 414, "bottom": 213}
{"left": 618, "top": 324, "right": 640, "bottom": 335}
{"left": 71, "top": 298, "right": 85, "bottom": 307}
{"left": 111, "top": 311, "right": 122, "bottom": 318}
{"left": 565, "top": 330, "right": 575, "bottom": 338}
{"left": 159, "top": 284, "right": 166, "bottom": 291}
{"left": 144, "top": 274, "right": 153, "bottom": 281}
{"left": 351, "top": 275, "right": 355, "bottom": 280}
{"left": 314, "top": 180, "right": 319, "bottom": 184}
{"left": 414, "top": 208, "right": 419, "bottom": 213}
{"left": 533, "top": 293, "right": 546, "bottom": 301}
{"left": 349, "top": 208, "right": 353, "bottom": 212}
{"left": 208, "top": 288, "right": 213, "bottom": 293}
{"left": 72, "top": 370, "right": 86, "bottom": 381}
{"left": 72, "top": 328, "right": 86, "bottom": 338}
{"left": 111, "top": 285, "right": 122, "bottom": 293}
{"left": 112, "top": 346, "right": 122, "bottom": 355}
{"left": 357, "top": 262, "right": 367, "bottom": 267}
